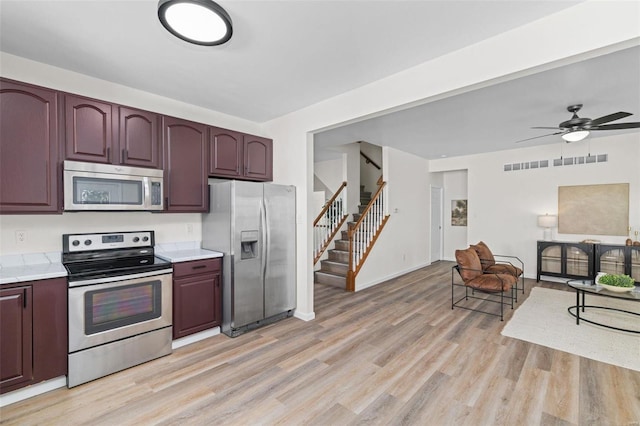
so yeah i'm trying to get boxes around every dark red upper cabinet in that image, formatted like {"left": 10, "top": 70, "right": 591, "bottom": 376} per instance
{"left": 244, "top": 135, "right": 273, "bottom": 181}
{"left": 208, "top": 127, "right": 243, "bottom": 178}
{"left": 208, "top": 130, "right": 273, "bottom": 182}
{"left": 163, "top": 116, "right": 208, "bottom": 212}
{"left": 0, "top": 79, "right": 60, "bottom": 213}
{"left": 64, "top": 94, "right": 115, "bottom": 164}
{"left": 119, "top": 107, "right": 161, "bottom": 169}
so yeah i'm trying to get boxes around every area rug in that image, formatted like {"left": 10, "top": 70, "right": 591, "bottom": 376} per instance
{"left": 501, "top": 287, "right": 640, "bottom": 372}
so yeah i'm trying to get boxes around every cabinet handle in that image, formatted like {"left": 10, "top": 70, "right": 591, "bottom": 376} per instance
{"left": 165, "top": 197, "right": 169, "bottom": 210}
{"left": 23, "top": 288, "right": 27, "bottom": 308}
{"left": 106, "top": 147, "right": 111, "bottom": 162}
{"left": 122, "top": 149, "right": 126, "bottom": 162}
{"left": 192, "top": 265, "right": 207, "bottom": 270}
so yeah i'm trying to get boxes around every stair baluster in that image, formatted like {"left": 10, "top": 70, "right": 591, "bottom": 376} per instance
{"left": 313, "top": 182, "right": 348, "bottom": 264}
{"left": 346, "top": 181, "right": 390, "bottom": 291}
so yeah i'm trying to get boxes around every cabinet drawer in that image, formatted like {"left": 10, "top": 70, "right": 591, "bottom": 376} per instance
{"left": 173, "top": 258, "right": 221, "bottom": 278}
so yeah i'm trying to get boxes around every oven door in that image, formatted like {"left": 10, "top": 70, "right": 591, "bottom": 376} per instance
{"left": 68, "top": 271, "right": 172, "bottom": 353}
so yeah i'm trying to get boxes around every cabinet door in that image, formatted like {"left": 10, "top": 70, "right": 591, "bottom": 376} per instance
{"left": 64, "top": 94, "right": 115, "bottom": 163}
{"left": 208, "top": 127, "right": 243, "bottom": 178}
{"left": 173, "top": 273, "right": 219, "bottom": 339}
{"left": 119, "top": 107, "right": 161, "bottom": 169}
{"left": 243, "top": 135, "right": 273, "bottom": 181}
{"left": 32, "top": 278, "right": 67, "bottom": 381}
{"left": 0, "top": 79, "right": 60, "bottom": 213}
{"left": 630, "top": 247, "right": 640, "bottom": 284}
{"left": 597, "top": 245, "right": 626, "bottom": 275}
{"left": 162, "top": 116, "right": 208, "bottom": 212}
{"left": 0, "top": 286, "right": 33, "bottom": 391}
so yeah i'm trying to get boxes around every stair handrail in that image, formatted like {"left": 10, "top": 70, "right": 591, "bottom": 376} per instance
{"left": 313, "top": 181, "right": 348, "bottom": 264}
{"left": 347, "top": 181, "right": 390, "bottom": 291}
{"left": 360, "top": 151, "right": 381, "bottom": 170}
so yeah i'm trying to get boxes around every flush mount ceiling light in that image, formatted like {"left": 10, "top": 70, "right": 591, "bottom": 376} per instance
{"left": 561, "top": 129, "right": 590, "bottom": 142}
{"left": 158, "top": 0, "right": 232, "bottom": 46}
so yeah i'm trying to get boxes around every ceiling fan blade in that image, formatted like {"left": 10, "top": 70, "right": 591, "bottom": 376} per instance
{"left": 591, "top": 122, "right": 640, "bottom": 130}
{"left": 589, "top": 111, "right": 632, "bottom": 126}
{"left": 515, "top": 131, "right": 564, "bottom": 143}
{"left": 531, "top": 126, "right": 559, "bottom": 130}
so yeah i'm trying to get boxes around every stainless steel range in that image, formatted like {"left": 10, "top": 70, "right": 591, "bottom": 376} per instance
{"left": 62, "top": 230, "right": 173, "bottom": 388}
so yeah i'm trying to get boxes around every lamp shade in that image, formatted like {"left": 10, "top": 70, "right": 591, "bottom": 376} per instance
{"left": 537, "top": 214, "right": 558, "bottom": 228}
{"left": 562, "top": 130, "right": 589, "bottom": 142}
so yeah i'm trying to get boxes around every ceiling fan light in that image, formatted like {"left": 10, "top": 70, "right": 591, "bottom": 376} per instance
{"left": 562, "top": 130, "right": 590, "bottom": 142}
{"left": 158, "top": 0, "right": 232, "bottom": 46}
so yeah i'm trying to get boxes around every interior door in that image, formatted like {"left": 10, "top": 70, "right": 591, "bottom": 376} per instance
{"left": 263, "top": 184, "right": 296, "bottom": 318}
{"left": 430, "top": 186, "right": 443, "bottom": 263}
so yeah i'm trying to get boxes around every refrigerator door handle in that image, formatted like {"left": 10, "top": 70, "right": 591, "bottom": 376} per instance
{"left": 261, "top": 199, "right": 268, "bottom": 282}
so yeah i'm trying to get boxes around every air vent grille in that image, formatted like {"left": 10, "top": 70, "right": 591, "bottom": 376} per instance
{"left": 504, "top": 154, "right": 606, "bottom": 172}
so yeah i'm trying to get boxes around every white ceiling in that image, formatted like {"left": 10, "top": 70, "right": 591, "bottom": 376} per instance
{"left": 315, "top": 45, "right": 640, "bottom": 160}
{"left": 1, "top": 0, "right": 638, "bottom": 161}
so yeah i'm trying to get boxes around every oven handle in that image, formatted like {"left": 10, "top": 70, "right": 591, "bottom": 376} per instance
{"left": 68, "top": 268, "right": 174, "bottom": 287}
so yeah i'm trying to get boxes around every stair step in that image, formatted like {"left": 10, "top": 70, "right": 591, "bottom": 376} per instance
{"left": 328, "top": 249, "right": 349, "bottom": 263}
{"left": 361, "top": 191, "right": 372, "bottom": 199}
{"left": 341, "top": 230, "right": 349, "bottom": 240}
{"left": 360, "top": 198, "right": 371, "bottom": 204}
{"left": 352, "top": 213, "right": 361, "bottom": 222}
{"left": 320, "top": 260, "right": 348, "bottom": 275}
{"left": 335, "top": 240, "right": 349, "bottom": 251}
{"left": 314, "top": 271, "right": 346, "bottom": 288}
{"left": 359, "top": 205, "right": 367, "bottom": 214}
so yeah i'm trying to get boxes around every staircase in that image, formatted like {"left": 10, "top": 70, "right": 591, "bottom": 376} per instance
{"left": 315, "top": 186, "right": 371, "bottom": 288}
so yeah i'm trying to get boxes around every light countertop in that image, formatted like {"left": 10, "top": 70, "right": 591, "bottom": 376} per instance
{"left": 155, "top": 242, "right": 223, "bottom": 263}
{"left": 0, "top": 252, "right": 67, "bottom": 285}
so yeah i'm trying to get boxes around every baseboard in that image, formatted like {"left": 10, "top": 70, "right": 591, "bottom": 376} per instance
{"left": 172, "top": 327, "right": 220, "bottom": 349}
{"left": 356, "top": 261, "right": 431, "bottom": 291}
{"left": 0, "top": 376, "right": 67, "bottom": 408}
{"left": 294, "top": 309, "right": 315, "bottom": 321}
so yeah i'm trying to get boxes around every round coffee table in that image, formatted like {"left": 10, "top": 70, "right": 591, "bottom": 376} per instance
{"left": 567, "top": 279, "right": 640, "bottom": 334}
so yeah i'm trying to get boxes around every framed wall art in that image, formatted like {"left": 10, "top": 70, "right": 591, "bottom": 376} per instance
{"left": 451, "top": 199, "right": 467, "bottom": 226}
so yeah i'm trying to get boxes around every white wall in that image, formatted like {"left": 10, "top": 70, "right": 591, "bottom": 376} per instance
{"left": 0, "top": 213, "right": 201, "bottom": 254}
{"left": 443, "top": 170, "right": 469, "bottom": 260}
{"left": 313, "top": 158, "right": 343, "bottom": 195}
{"left": 430, "top": 133, "right": 640, "bottom": 278}
{"left": 343, "top": 143, "right": 361, "bottom": 217}
{"left": 355, "top": 147, "right": 430, "bottom": 290}
{"left": 360, "top": 141, "right": 383, "bottom": 194}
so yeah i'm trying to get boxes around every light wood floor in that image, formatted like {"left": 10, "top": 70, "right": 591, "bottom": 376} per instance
{"left": 2, "top": 261, "right": 639, "bottom": 425}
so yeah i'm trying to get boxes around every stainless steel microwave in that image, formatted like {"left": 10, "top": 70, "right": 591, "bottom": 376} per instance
{"left": 64, "top": 161, "right": 164, "bottom": 211}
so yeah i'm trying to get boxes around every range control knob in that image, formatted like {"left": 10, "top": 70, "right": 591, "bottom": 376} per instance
{"left": 84, "top": 240, "right": 92, "bottom": 246}
{"left": 72, "top": 240, "right": 80, "bottom": 247}
{"left": 142, "top": 236, "right": 149, "bottom": 242}
{"left": 133, "top": 237, "right": 140, "bottom": 243}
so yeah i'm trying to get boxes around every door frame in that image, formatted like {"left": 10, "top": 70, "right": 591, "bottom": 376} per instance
{"left": 430, "top": 185, "right": 444, "bottom": 263}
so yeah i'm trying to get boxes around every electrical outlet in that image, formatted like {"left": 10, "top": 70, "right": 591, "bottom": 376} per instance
{"left": 16, "top": 230, "right": 26, "bottom": 245}
{"left": 186, "top": 224, "right": 194, "bottom": 235}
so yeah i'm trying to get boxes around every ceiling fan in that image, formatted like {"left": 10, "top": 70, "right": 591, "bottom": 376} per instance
{"left": 516, "top": 104, "right": 640, "bottom": 143}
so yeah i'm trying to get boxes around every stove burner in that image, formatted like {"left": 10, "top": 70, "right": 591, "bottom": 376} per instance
{"left": 62, "top": 231, "right": 172, "bottom": 283}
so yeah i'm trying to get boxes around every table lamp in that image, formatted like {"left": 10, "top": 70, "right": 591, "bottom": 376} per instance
{"left": 537, "top": 214, "right": 558, "bottom": 241}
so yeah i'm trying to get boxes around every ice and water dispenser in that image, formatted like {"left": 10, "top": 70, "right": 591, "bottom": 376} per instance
{"left": 240, "top": 230, "right": 259, "bottom": 259}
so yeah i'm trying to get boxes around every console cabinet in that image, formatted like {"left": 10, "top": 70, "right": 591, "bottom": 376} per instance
{"left": 537, "top": 241, "right": 594, "bottom": 281}
{"left": 595, "top": 244, "right": 640, "bottom": 285}
{"left": 172, "top": 258, "right": 222, "bottom": 339}
{"left": 0, "top": 278, "right": 67, "bottom": 394}
{"left": 0, "top": 79, "right": 61, "bottom": 214}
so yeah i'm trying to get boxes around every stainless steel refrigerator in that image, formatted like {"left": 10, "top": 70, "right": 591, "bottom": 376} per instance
{"left": 202, "top": 180, "right": 296, "bottom": 337}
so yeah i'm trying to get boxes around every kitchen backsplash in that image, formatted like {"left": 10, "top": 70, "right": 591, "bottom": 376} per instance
{"left": 0, "top": 212, "right": 202, "bottom": 256}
